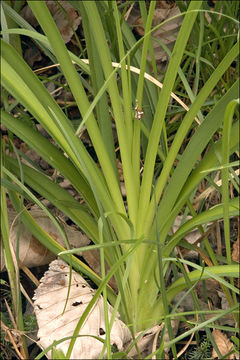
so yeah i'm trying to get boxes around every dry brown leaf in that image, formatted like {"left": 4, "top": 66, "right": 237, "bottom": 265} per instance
{"left": 127, "top": 320, "right": 179, "bottom": 359}
{"left": 172, "top": 216, "right": 202, "bottom": 244}
{"left": 116, "top": 159, "right": 124, "bottom": 182}
{"left": 81, "top": 249, "right": 118, "bottom": 292}
{"left": 217, "top": 291, "right": 230, "bottom": 311}
{"left": 46, "top": 1, "right": 81, "bottom": 43}
{"left": 172, "top": 215, "right": 203, "bottom": 260}
{"left": 127, "top": 325, "right": 161, "bottom": 359}
{"left": 20, "top": 1, "right": 81, "bottom": 43}
{"left": 116, "top": 159, "right": 126, "bottom": 197}
{"left": 20, "top": 5, "right": 39, "bottom": 27}
{"left": 24, "top": 47, "right": 42, "bottom": 68}
{"left": 151, "top": 5, "right": 182, "bottom": 62}
{"left": 232, "top": 238, "right": 240, "bottom": 263}
{"left": 196, "top": 278, "right": 220, "bottom": 308}
{"left": 212, "top": 329, "right": 234, "bottom": 359}
{"left": 33, "top": 259, "right": 131, "bottom": 359}
{"left": 173, "top": 291, "right": 209, "bottom": 312}
{"left": 1, "top": 209, "right": 90, "bottom": 271}
{"left": 127, "top": 3, "right": 181, "bottom": 64}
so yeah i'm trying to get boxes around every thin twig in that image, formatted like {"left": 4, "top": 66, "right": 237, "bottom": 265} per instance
{"left": 34, "top": 60, "right": 201, "bottom": 125}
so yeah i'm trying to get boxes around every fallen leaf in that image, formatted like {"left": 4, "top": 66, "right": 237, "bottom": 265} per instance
{"left": 82, "top": 249, "right": 118, "bottom": 292}
{"left": 196, "top": 278, "right": 220, "bottom": 308}
{"left": 24, "top": 46, "right": 42, "bottom": 67}
{"left": 127, "top": 3, "right": 182, "bottom": 63}
{"left": 1, "top": 210, "right": 90, "bottom": 271}
{"left": 151, "top": 5, "right": 182, "bottom": 63}
{"left": 172, "top": 215, "right": 203, "bottom": 260}
{"left": 21, "top": 1, "right": 81, "bottom": 43}
{"left": 232, "top": 238, "right": 240, "bottom": 263}
{"left": 33, "top": 259, "right": 131, "bottom": 359}
{"left": 127, "top": 325, "right": 161, "bottom": 359}
{"left": 46, "top": 1, "right": 81, "bottom": 43}
{"left": 128, "top": 319, "right": 179, "bottom": 359}
{"left": 212, "top": 329, "right": 234, "bottom": 359}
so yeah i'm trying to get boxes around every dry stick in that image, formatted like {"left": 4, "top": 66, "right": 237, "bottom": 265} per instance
{"left": 20, "top": 262, "right": 40, "bottom": 287}
{"left": 20, "top": 283, "right": 35, "bottom": 308}
{"left": 4, "top": 298, "right": 18, "bottom": 330}
{"left": 194, "top": 169, "right": 240, "bottom": 204}
{"left": 152, "top": 323, "right": 164, "bottom": 359}
{"left": 2, "top": 301, "right": 27, "bottom": 360}
{"left": 34, "top": 60, "right": 201, "bottom": 125}
{"left": 124, "top": 2, "right": 135, "bottom": 22}
{"left": 176, "top": 332, "right": 194, "bottom": 359}
{"left": 1, "top": 320, "right": 25, "bottom": 360}
{"left": 107, "top": 61, "right": 200, "bottom": 125}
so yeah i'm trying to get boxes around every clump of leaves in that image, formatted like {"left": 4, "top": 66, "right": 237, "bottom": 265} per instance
{"left": 188, "top": 336, "right": 211, "bottom": 360}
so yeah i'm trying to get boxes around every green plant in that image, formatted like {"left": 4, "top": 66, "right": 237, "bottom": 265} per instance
{"left": 23, "top": 314, "right": 38, "bottom": 333}
{"left": 188, "top": 336, "right": 211, "bottom": 360}
{"left": 1, "top": 0, "right": 239, "bottom": 358}
{"left": 51, "top": 347, "right": 67, "bottom": 359}
{"left": 231, "top": 335, "right": 240, "bottom": 355}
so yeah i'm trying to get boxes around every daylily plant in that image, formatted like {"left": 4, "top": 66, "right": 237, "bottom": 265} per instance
{"left": 1, "top": 1, "right": 239, "bottom": 358}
